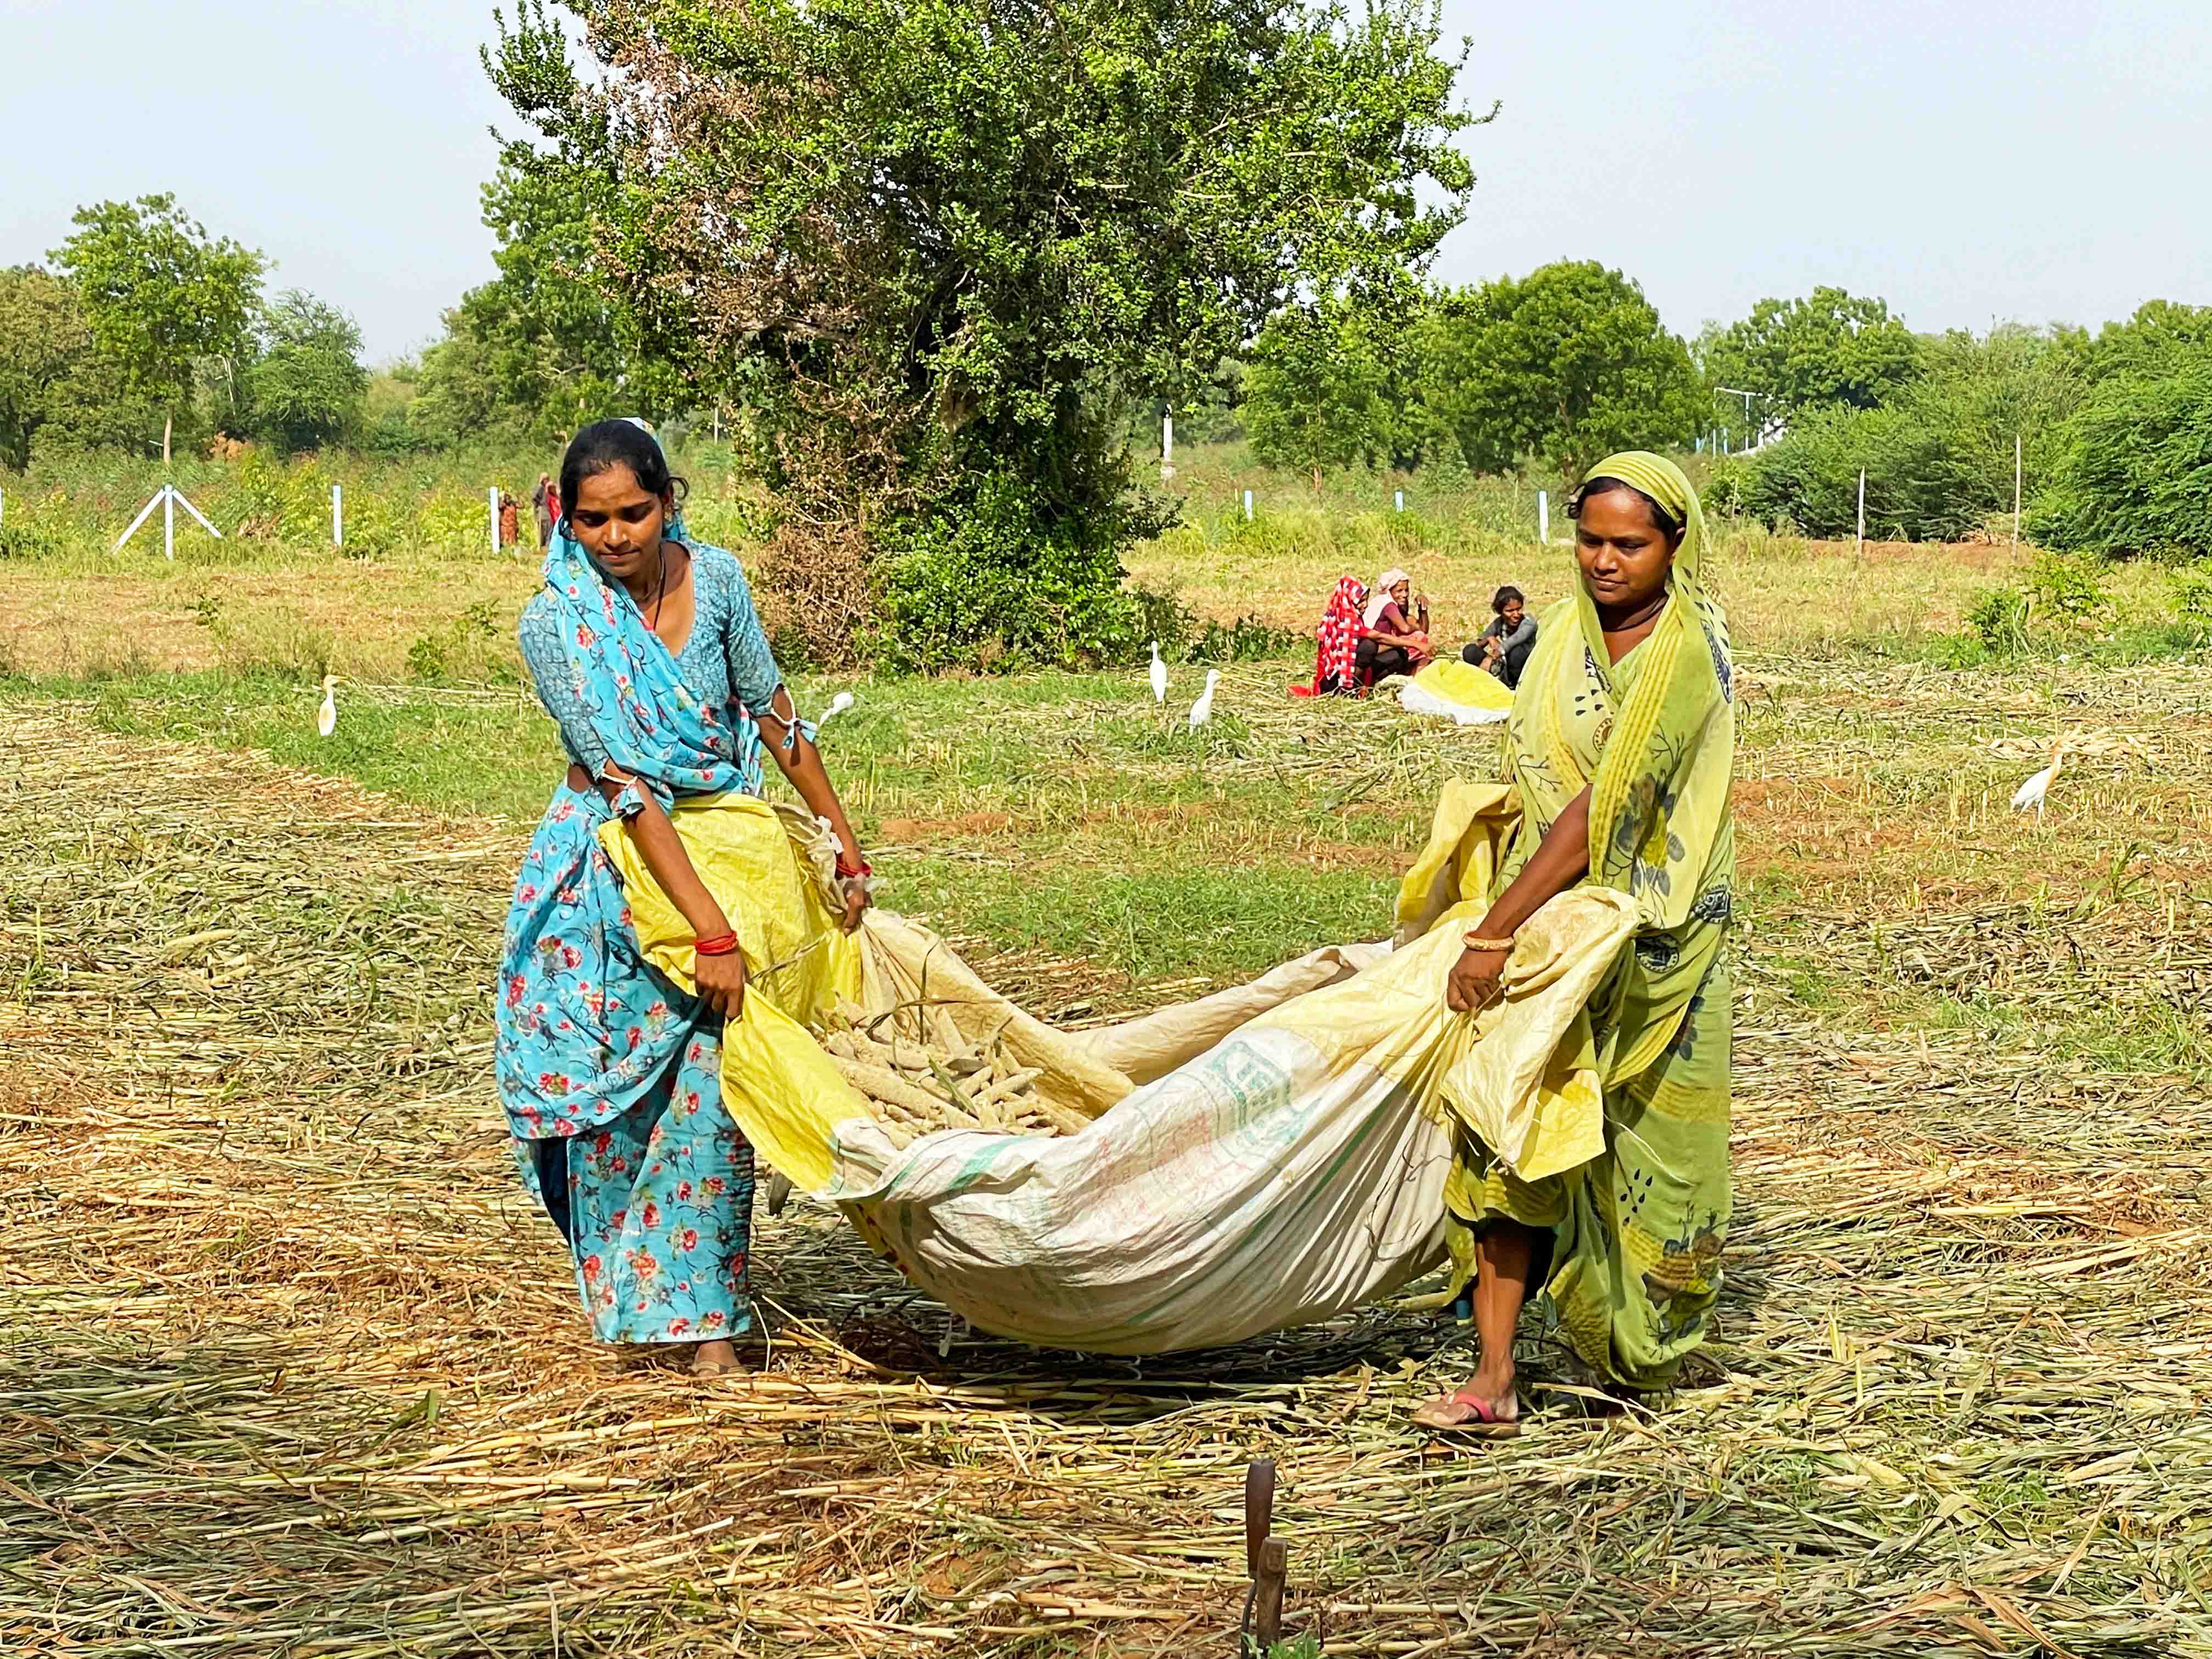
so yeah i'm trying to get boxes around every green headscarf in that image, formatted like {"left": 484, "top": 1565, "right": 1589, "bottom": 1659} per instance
{"left": 1497, "top": 450, "right": 1735, "bottom": 1081}
{"left": 1443, "top": 453, "right": 1737, "bottom": 1389}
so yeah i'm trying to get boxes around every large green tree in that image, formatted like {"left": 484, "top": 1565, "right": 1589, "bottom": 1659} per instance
{"left": 0, "top": 266, "right": 91, "bottom": 470}
{"left": 1699, "top": 286, "right": 1920, "bottom": 426}
{"left": 410, "top": 162, "right": 685, "bottom": 450}
{"left": 251, "top": 290, "right": 369, "bottom": 453}
{"left": 2056, "top": 298, "right": 2212, "bottom": 387}
{"left": 1739, "top": 325, "right": 2092, "bottom": 543}
{"left": 487, "top": 0, "right": 1480, "bottom": 668}
{"left": 50, "top": 195, "right": 265, "bottom": 463}
{"left": 1416, "top": 261, "right": 1702, "bottom": 486}
{"left": 1243, "top": 295, "right": 1397, "bottom": 489}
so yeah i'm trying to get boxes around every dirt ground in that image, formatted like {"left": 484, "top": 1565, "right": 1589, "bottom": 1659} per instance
{"left": 3, "top": 655, "right": 2210, "bottom": 1656}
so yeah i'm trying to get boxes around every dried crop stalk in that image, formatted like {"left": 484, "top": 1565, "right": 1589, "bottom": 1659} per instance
{"left": 816, "top": 999, "right": 1080, "bottom": 1141}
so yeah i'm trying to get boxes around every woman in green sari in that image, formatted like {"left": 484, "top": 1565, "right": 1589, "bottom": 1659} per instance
{"left": 1415, "top": 452, "right": 1735, "bottom": 1431}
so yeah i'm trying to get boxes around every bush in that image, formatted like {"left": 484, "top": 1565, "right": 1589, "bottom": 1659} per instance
{"left": 871, "top": 471, "right": 1149, "bottom": 673}
{"left": 1961, "top": 554, "right": 2112, "bottom": 656}
{"left": 416, "top": 490, "right": 490, "bottom": 554}
{"left": 2025, "top": 551, "right": 2111, "bottom": 624}
{"left": 1965, "top": 584, "right": 2033, "bottom": 653}
{"left": 2028, "top": 352, "right": 2212, "bottom": 557}
{"left": 1697, "top": 454, "right": 1751, "bottom": 517}
{"left": 1741, "top": 325, "right": 2084, "bottom": 543}
{"left": 1743, "top": 406, "right": 1987, "bottom": 541}
{"left": 0, "top": 496, "right": 69, "bottom": 560}
{"left": 2169, "top": 561, "right": 2212, "bottom": 637}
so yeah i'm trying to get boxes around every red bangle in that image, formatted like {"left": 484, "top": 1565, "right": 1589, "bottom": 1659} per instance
{"left": 693, "top": 932, "right": 740, "bottom": 957}
{"left": 837, "top": 855, "right": 872, "bottom": 879}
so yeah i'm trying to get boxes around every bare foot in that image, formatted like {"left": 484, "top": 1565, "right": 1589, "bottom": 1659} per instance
{"left": 1410, "top": 1357, "right": 1521, "bottom": 1434}
{"left": 690, "top": 1338, "right": 745, "bottom": 1377}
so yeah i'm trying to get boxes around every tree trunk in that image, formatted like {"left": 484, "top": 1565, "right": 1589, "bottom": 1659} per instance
{"left": 162, "top": 413, "right": 173, "bottom": 469}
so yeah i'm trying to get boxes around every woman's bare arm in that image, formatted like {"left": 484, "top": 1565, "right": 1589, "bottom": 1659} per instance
{"left": 588, "top": 766, "right": 750, "bottom": 1018}
{"left": 1445, "top": 786, "right": 1593, "bottom": 1012}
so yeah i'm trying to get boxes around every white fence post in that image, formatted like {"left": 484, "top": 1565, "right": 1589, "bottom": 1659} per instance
{"left": 2012, "top": 434, "right": 2022, "bottom": 554}
{"left": 1160, "top": 409, "right": 1175, "bottom": 483}
{"left": 1856, "top": 469, "right": 1866, "bottom": 559}
{"left": 1394, "top": 489, "right": 1405, "bottom": 512}
{"left": 163, "top": 484, "right": 175, "bottom": 562}
{"left": 1242, "top": 488, "right": 1254, "bottom": 521}
{"left": 1538, "top": 489, "right": 1549, "bottom": 546}
{"left": 332, "top": 483, "right": 343, "bottom": 549}
{"left": 489, "top": 486, "right": 501, "bottom": 555}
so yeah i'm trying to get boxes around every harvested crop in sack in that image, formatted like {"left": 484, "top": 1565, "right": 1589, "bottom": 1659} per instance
{"left": 602, "top": 778, "right": 1639, "bottom": 1355}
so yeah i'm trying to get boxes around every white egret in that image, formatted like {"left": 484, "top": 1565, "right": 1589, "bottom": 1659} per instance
{"left": 2010, "top": 740, "right": 2066, "bottom": 818}
{"left": 1148, "top": 639, "right": 1168, "bottom": 704}
{"left": 819, "top": 690, "right": 857, "bottom": 726}
{"left": 316, "top": 674, "right": 337, "bottom": 738}
{"left": 1187, "top": 668, "right": 1220, "bottom": 731}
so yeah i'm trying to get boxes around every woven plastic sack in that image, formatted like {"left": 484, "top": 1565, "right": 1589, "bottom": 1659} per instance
{"left": 602, "top": 786, "right": 1634, "bottom": 1354}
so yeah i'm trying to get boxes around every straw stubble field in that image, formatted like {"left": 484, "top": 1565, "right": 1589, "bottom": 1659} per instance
{"left": 3, "top": 640, "right": 2211, "bottom": 1656}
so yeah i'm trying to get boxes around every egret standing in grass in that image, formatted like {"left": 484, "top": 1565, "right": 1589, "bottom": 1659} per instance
{"left": 1187, "top": 668, "right": 1220, "bottom": 730}
{"left": 1148, "top": 640, "right": 1168, "bottom": 704}
{"left": 2011, "top": 739, "right": 2067, "bottom": 819}
{"left": 316, "top": 675, "right": 337, "bottom": 738}
{"left": 818, "top": 691, "right": 857, "bottom": 726}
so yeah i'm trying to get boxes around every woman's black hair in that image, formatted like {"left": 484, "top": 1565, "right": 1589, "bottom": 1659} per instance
{"left": 558, "top": 419, "right": 688, "bottom": 527}
{"left": 1568, "top": 475, "right": 1682, "bottom": 539}
{"left": 1491, "top": 584, "right": 1525, "bottom": 613}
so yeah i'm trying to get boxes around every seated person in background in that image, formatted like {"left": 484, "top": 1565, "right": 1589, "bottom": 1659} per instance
{"left": 1464, "top": 585, "right": 1537, "bottom": 688}
{"left": 1357, "top": 568, "right": 1432, "bottom": 681}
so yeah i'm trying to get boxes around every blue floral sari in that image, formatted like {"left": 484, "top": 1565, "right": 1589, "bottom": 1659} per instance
{"left": 496, "top": 522, "right": 776, "bottom": 1344}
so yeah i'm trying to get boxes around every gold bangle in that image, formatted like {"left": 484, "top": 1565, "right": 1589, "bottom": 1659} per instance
{"left": 1463, "top": 933, "right": 1516, "bottom": 952}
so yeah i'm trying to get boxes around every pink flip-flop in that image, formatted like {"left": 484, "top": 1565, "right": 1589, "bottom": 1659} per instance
{"left": 1410, "top": 1386, "right": 1523, "bottom": 1436}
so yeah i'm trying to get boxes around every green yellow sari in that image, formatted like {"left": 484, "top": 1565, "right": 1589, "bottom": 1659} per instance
{"left": 1445, "top": 452, "right": 1736, "bottom": 1392}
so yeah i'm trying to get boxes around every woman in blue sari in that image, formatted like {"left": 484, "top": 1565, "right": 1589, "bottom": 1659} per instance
{"left": 498, "top": 419, "right": 871, "bottom": 1375}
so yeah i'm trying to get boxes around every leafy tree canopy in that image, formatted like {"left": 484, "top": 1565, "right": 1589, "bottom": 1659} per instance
{"left": 2030, "top": 352, "right": 2212, "bottom": 558}
{"left": 486, "top": 0, "right": 1481, "bottom": 668}
{"left": 1243, "top": 293, "right": 1400, "bottom": 487}
{"left": 1417, "top": 260, "right": 1702, "bottom": 486}
{"left": 1739, "top": 325, "right": 2087, "bottom": 544}
{"left": 50, "top": 194, "right": 264, "bottom": 460}
{"left": 410, "top": 162, "right": 686, "bottom": 452}
{"left": 0, "top": 266, "right": 91, "bottom": 471}
{"left": 2056, "top": 298, "right": 2212, "bottom": 387}
{"left": 1699, "top": 285, "right": 1920, "bottom": 424}
{"left": 251, "top": 290, "right": 369, "bottom": 453}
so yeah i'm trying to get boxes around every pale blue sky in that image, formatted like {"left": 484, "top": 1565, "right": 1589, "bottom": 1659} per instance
{"left": 2, "top": 0, "right": 2204, "bottom": 363}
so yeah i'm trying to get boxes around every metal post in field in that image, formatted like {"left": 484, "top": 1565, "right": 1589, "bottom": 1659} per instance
{"left": 1856, "top": 469, "right": 1866, "bottom": 561}
{"left": 117, "top": 483, "right": 219, "bottom": 556}
{"left": 2012, "top": 433, "right": 2022, "bottom": 554}
{"left": 1242, "top": 488, "right": 1253, "bottom": 521}
{"left": 1160, "top": 409, "right": 1174, "bottom": 484}
{"left": 1538, "top": 489, "right": 1549, "bottom": 546}
{"left": 0, "top": 486, "right": 7, "bottom": 528}
{"left": 489, "top": 486, "right": 501, "bottom": 555}
{"left": 332, "top": 483, "right": 343, "bottom": 548}
{"left": 1394, "top": 488, "right": 1405, "bottom": 512}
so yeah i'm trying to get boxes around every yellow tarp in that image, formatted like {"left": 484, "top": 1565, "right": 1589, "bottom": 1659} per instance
{"left": 1397, "top": 657, "right": 1515, "bottom": 724}
{"left": 592, "top": 784, "right": 1636, "bottom": 1353}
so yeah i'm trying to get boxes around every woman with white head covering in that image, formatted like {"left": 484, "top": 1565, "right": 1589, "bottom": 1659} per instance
{"left": 1354, "top": 567, "right": 1431, "bottom": 682}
